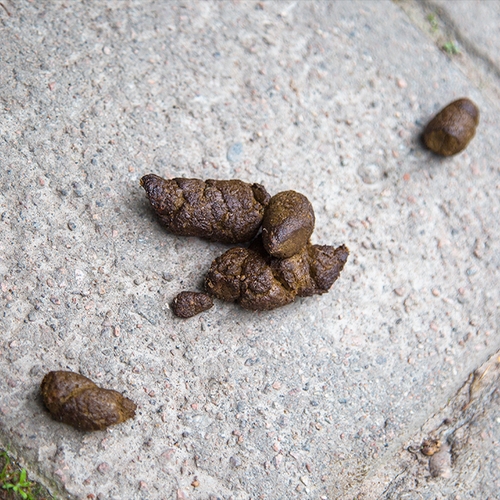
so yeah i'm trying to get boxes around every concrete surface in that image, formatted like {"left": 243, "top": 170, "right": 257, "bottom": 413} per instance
{"left": 377, "top": 349, "right": 500, "bottom": 499}
{"left": 0, "top": 1, "right": 498, "bottom": 499}
{"left": 429, "top": 0, "right": 500, "bottom": 69}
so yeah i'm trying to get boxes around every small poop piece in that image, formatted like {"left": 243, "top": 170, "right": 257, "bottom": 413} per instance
{"left": 41, "top": 371, "right": 136, "bottom": 431}
{"left": 423, "top": 98, "right": 479, "bottom": 156}
{"left": 172, "top": 291, "right": 214, "bottom": 318}
{"left": 262, "top": 190, "right": 315, "bottom": 258}
{"left": 205, "top": 243, "right": 349, "bottom": 311}
{"left": 140, "top": 174, "right": 271, "bottom": 244}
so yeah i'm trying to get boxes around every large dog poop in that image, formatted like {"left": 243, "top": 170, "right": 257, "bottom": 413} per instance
{"left": 41, "top": 370, "right": 136, "bottom": 431}
{"left": 140, "top": 174, "right": 270, "bottom": 244}
{"left": 205, "top": 243, "right": 349, "bottom": 311}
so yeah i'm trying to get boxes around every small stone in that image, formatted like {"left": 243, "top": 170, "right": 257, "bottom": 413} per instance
{"left": 97, "top": 462, "right": 110, "bottom": 474}
{"left": 394, "top": 287, "right": 405, "bottom": 297}
{"left": 421, "top": 438, "right": 441, "bottom": 456}
{"left": 245, "top": 357, "right": 259, "bottom": 366}
{"left": 227, "top": 142, "right": 243, "bottom": 163}
{"left": 161, "top": 449, "right": 175, "bottom": 461}
{"left": 357, "top": 163, "right": 382, "bottom": 184}
{"left": 64, "top": 348, "right": 77, "bottom": 360}
{"left": 429, "top": 443, "right": 452, "bottom": 478}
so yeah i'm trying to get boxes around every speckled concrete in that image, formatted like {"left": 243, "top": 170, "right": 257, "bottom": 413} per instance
{"left": 429, "top": 0, "right": 500, "bottom": 69}
{"left": 0, "top": 1, "right": 499, "bottom": 499}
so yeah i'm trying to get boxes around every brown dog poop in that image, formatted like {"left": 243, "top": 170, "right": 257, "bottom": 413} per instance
{"left": 262, "top": 190, "right": 315, "bottom": 258}
{"left": 141, "top": 174, "right": 349, "bottom": 315}
{"left": 205, "top": 242, "right": 349, "bottom": 311}
{"left": 171, "top": 291, "right": 214, "bottom": 318}
{"left": 423, "top": 98, "right": 479, "bottom": 156}
{"left": 140, "top": 174, "right": 271, "bottom": 244}
{"left": 41, "top": 371, "right": 136, "bottom": 431}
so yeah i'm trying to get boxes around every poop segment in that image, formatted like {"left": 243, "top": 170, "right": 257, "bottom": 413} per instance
{"left": 423, "top": 98, "right": 479, "bottom": 156}
{"left": 140, "top": 174, "right": 270, "bottom": 244}
{"left": 262, "top": 190, "right": 315, "bottom": 259}
{"left": 206, "top": 242, "right": 349, "bottom": 311}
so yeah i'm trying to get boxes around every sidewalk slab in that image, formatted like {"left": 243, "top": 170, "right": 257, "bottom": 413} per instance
{"left": 0, "top": 1, "right": 499, "bottom": 498}
{"left": 428, "top": 0, "right": 500, "bottom": 70}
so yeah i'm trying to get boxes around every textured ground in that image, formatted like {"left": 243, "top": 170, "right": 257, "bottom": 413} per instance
{"left": 0, "top": 1, "right": 499, "bottom": 499}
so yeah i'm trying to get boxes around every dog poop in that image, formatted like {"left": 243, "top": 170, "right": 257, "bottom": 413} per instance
{"left": 423, "top": 98, "right": 479, "bottom": 156}
{"left": 141, "top": 173, "right": 349, "bottom": 314}
{"left": 205, "top": 243, "right": 349, "bottom": 311}
{"left": 41, "top": 370, "right": 136, "bottom": 431}
{"left": 262, "top": 190, "right": 315, "bottom": 258}
{"left": 140, "top": 174, "right": 271, "bottom": 244}
{"left": 172, "top": 291, "right": 214, "bottom": 318}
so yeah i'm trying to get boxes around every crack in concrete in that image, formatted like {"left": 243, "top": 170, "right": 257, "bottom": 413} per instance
{"left": 394, "top": 0, "right": 500, "bottom": 109}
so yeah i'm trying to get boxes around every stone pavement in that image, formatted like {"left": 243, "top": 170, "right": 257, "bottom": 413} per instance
{"left": 0, "top": 1, "right": 498, "bottom": 498}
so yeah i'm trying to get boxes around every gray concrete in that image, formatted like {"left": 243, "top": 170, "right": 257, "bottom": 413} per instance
{"left": 0, "top": 1, "right": 498, "bottom": 499}
{"left": 429, "top": 0, "right": 500, "bottom": 69}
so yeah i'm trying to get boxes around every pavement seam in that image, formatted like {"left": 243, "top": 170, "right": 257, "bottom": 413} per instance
{"left": 354, "top": 349, "right": 500, "bottom": 498}
{"left": 394, "top": 0, "right": 500, "bottom": 109}
{"left": 423, "top": 0, "right": 500, "bottom": 77}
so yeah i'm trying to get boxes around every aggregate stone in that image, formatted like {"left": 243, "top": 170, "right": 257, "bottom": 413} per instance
{"left": 0, "top": 1, "right": 499, "bottom": 499}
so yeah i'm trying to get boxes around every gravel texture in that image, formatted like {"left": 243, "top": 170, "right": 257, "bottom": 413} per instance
{"left": 0, "top": 1, "right": 499, "bottom": 498}
{"left": 429, "top": 0, "right": 500, "bottom": 69}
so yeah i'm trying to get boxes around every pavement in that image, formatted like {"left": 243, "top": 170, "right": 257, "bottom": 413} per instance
{"left": 0, "top": 1, "right": 499, "bottom": 499}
